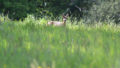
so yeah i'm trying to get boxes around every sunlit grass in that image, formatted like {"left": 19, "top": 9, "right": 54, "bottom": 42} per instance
{"left": 0, "top": 19, "right": 120, "bottom": 68}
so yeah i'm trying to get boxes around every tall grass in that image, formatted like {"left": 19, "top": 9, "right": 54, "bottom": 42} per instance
{"left": 0, "top": 16, "right": 120, "bottom": 68}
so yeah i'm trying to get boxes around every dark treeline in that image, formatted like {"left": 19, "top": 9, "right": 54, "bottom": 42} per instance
{"left": 0, "top": 0, "right": 120, "bottom": 22}
{"left": 0, "top": 0, "right": 97, "bottom": 20}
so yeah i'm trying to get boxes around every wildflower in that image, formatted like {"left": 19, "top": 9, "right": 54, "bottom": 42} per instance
{"left": 38, "top": 66, "right": 42, "bottom": 68}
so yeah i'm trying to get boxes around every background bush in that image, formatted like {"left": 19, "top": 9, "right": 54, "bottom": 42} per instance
{"left": 84, "top": 0, "right": 120, "bottom": 24}
{"left": 0, "top": 0, "right": 120, "bottom": 24}
{"left": 0, "top": 0, "right": 95, "bottom": 20}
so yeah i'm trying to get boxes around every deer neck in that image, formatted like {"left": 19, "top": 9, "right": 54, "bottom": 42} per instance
{"left": 63, "top": 20, "right": 66, "bottom": 26}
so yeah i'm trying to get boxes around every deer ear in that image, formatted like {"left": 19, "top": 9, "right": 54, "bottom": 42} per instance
{"left": 65, "top": 14, "right": 69, "bottom": 17}
{"left": 62, "top": 14, "right": 69, "bottom": 19}
{"left": 62, "top": 15, "right": 65, "bottom": 18}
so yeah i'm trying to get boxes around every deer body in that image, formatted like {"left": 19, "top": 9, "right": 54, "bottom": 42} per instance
{"left": 47, "top": 14, "right": 68, "bottom": 26}
{"left": 47, "top": 21, "right": 66, "bottom": 26}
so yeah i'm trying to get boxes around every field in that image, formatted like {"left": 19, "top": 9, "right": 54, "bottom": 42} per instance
{"left": 0, "top": 20, "right": 120, "bottom": 68}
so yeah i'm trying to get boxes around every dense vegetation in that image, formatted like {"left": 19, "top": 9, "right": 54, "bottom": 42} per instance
{"left": 0, "top": 0, "right": 120, "bottom": 68}
{"left": 0, "top": 19, "right": 120, "bottom": 68}
{"left": 0, "top": 0, "right": 120, "bottom": 23}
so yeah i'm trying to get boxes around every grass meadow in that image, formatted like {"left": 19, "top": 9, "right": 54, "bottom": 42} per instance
{"left": 0, "top": 18, "right": 120, "bottom": 68}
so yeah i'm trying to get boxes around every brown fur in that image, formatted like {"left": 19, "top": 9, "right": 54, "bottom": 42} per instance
{"left": 47, "top": 14, "right": 68, "bottom": 26}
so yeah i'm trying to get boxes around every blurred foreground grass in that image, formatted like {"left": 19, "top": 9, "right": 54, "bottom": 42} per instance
{"left": 0, "top": 21, "right": 120, "bottom": 68}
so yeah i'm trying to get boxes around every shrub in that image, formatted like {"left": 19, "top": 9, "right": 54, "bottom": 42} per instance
{"left": 0, "top": 14, "right": 10, "bottom": 24}
{"left": 84, "top": 0, "right": 120, "bottom": 24}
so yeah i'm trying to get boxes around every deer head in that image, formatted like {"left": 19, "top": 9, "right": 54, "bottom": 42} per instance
{"left": 62, "top": 14, "right": 69, "bottom": 25}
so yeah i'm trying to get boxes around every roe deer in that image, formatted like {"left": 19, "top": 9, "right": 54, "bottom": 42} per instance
{"left": 47, "top": 14, "right": 68, "bottom": 26}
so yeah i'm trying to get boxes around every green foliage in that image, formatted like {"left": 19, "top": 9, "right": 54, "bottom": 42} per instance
{"left": 84, "top": 0, "right": 120, "bottom": 24}
{"left": 0, "top": 0, "right": 96, "bottom": 20}
{"left": 0, "top": 0, "right": 120, "bottom": 24}
{"left": 0, "top": 19, "right": 120, "bottom": 68}
{"left": 0, "top": 0, "right": 37, "bottom": 20}
{"left": 0, "top": 14, "right": 10, "bottom": 24}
